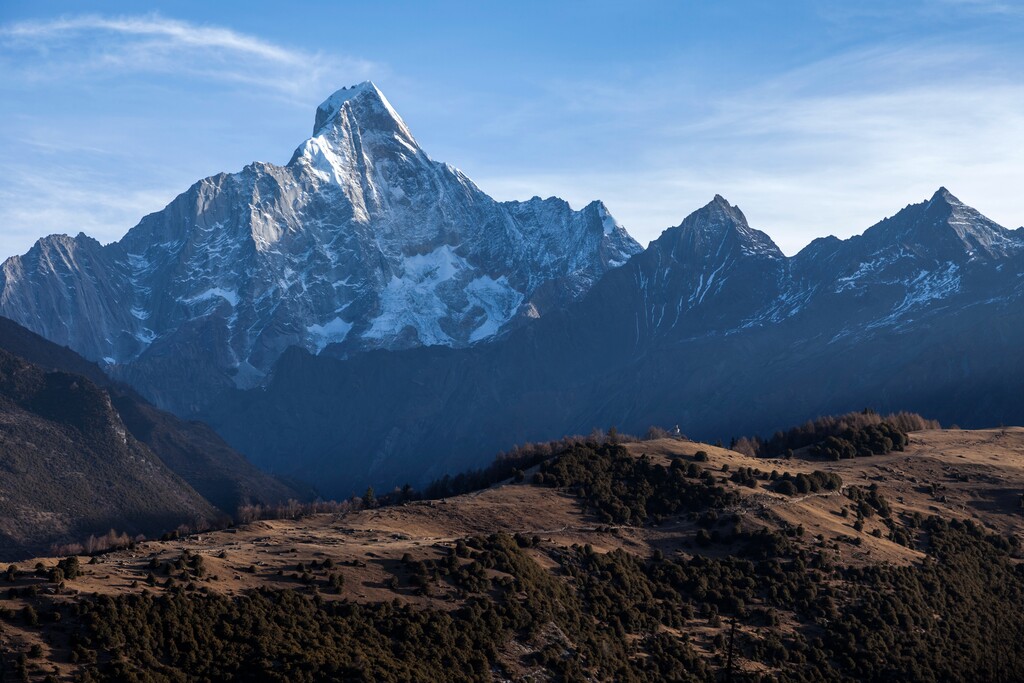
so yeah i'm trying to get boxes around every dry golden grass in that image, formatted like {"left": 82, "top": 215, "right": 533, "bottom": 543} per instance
{"left": 636, "top": 428, "right": 1024, "bottom": 550}
{"left": 8, "top": 429, "right": 1023, "bottom": 600}
{"left": 3, "top": 428, "right": 1023, "bottom": 677}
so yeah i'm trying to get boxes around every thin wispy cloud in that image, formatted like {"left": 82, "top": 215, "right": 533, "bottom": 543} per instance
{"left": 935, "top": 0, "right": 1024, "bottom": 16}
{"left": 472, "top": 41, "right": 1024, "bottom": 253}
{"left": 0, "top": 13, "right": 381, "bottom": 257}
{"left": 0, "top": 7, "right": 1020, "bottom": 260}
{"left": 2, "top": 15, "right": 304, "bottom": 63}
{"left": 0, "top": 165, "right": 179, "bottom": 250}
{"left": 0, "top": 13, "right": 378, "bottom": 97}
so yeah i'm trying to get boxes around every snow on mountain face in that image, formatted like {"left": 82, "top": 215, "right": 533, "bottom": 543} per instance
{"left": 607, "top": 190, "right": 1023, "bottom": 347}
{"left": 778, "top": 188, "right": 1024, "bottom": 330}
{"left": 0, "top": 82, "right": 641, "bottom": 410}
{"left": 618, "top": 195, "right": 788, "bottom": 339}
{"left": 845, "top": 187, "right": 1019, "bottom": 263}
{"left": 744, "top": 188, "right": 1022, "bottom": 336}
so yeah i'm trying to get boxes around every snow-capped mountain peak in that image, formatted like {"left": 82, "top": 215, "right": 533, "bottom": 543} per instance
{"left": 309, "top": 81, "right": 416, "bottom": 146}
{"left": 314, "top": 82, "right": 390, "bottom": 129}
{"left": 0, "top": 83, "right": 641, "bottom": 413}
{"left": 288, "top": 81, "right": 428, "bottom": 215}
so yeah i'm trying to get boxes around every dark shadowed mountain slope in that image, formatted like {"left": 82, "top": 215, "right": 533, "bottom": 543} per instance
{"left": 0, "top": 317, "right": 306, "bottom": 513}
{"left": 203, "top": 190, "right": 1024, "bottom": 497}
{"left": 0, "top": 347, "right": 219, "bottom": 559}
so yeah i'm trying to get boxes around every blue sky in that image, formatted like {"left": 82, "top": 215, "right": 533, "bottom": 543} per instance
{"left": 1, "top": 1, "right": 1022, "bottom": 258}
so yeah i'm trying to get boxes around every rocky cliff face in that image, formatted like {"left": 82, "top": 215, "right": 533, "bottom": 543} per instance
{"left": 0, "top": 83, "right": 640, "bottom": 412}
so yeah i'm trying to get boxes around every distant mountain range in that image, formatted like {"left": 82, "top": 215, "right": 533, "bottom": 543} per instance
{"left": 2, "top": 83, "right": 1022, "bottom": 497}
{"left": 204, "top": 189, "right": 1024, "bottom": 495}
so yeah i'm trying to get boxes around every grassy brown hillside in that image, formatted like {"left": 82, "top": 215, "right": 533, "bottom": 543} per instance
{"left": 1, "top": 429, "right": 1023, "bottom": 681}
